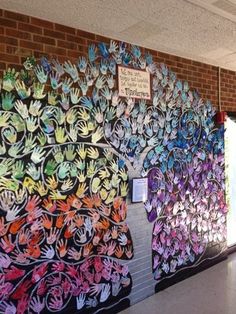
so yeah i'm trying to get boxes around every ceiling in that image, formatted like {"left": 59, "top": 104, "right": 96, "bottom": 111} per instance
{"left": 1, "top": 0, "right": 236, "bottom": 70}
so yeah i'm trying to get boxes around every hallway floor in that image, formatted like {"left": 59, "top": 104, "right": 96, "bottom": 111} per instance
{"left": 120, "top": 253, "right": 236, "bottom": 314}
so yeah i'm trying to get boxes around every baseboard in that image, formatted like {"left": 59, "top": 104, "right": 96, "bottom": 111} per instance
{"left": 155, "top": 251, "right": 227, "bottom": 293}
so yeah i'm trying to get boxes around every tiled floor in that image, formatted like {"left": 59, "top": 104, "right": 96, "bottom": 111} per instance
{"left": 120, "top": 253, "right": 236, "bottom": 314}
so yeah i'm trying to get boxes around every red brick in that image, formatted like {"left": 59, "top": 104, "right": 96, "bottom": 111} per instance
{"left": 77, "top": 45, "right": 85, "bottom": 53}
{"left": 6, "top": 45, "right": 19, "bottom": 54}
{"left": 95, "top": 34, "right": 110, "bottom": 44}
{"left": 56, "top": 56, "right": 69, "bottom": 63}
{"left": 0, "top": 35, "right": 18, "bottom": 46}
{"left": 203, "top": 84, "right": 211, "bottom": 89}
{"left": 79, "top": 45, "right": 88, "bottom": 53}
{"left": 176, "top": 62, "right": 184, "bottom": 68}
{"left": 158, "top": 51, "right": 171, "bottom": 60}
{"left": 57, "top": 40, "right": 77, "bottom": 50}
{"left": 31, "top": 17, "right": 54, "bottom": 29}
{"left": 146, "top": 48, "right": 157, "bottom": 57}
{"left": 77, "top": 29, "right": 95, "bottom": 40}
{"left": 7, "top": 63, "right": 22, "bottom": 71}
{"left": 33, "top": 34, "right": 55, "bottom": 45}
{"left": 33, "top": 51, "right": 50, "bottom": 59}
{"left": 55, "top": 23, "right": 75, "bottom": 34}
{"left": 45, "top": 45, "right": 66, "bottom": 56}
{"left": 6, "top": 28, "right": 31, "bottom": 40}
{"left": 182, "top": 59, "right": 192, "bottom": 65}
{"left": 177, "top": 74, "right": 185, "bottom": 80}
{"left": 0, "top": 53, "right": 19, "bottom": 63}
{"left": 44, "top": 29, "right": 65, "bottom": 40}
{"left": 0, "top": 11, "right": 235, "bottom": 111}
{"left": 4, "top": 11, "right": 29, "bottom": 22}
{"left": 16, "top": 47, "right": 33, "bottom": 56}
{"left": 67, "top": 49, "right": 79, "bottom": 58}
{"left": 0, "top": 17, "right": 17, "bottom": 28}
{"left": 0, "top": 44, "right": 5, "bottom": 52}
{"left": 20, "top": 40, "right": 43, "bottom": 51}
{"left": 0, "top": 62, "right": 6, "bottom": 69}
{"left": 166, "top": 60, "right": 177, "bottom": 67}
{"left": 18, "top": 22, "right": 42, "bottom": 34}
{"left": 66, "top": 34, "right": 87, "bottom": 45}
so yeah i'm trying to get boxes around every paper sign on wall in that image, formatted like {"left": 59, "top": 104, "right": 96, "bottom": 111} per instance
{"left": 132, "top": 177, "right": 148, "bottom": 203}
{"left": 118, "top": 66, "right": 151, "bottom": 100}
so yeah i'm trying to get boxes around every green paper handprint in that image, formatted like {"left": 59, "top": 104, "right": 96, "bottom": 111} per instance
{"left": 77, "top": 144, "right": 87, "bottom": 159}
{"left": 64, "top": 60, "right": 79, "bottom": 82}
{"left": 70, "top": 88, "right": 80, "bottom": 104}
{"left": 53, "top": 147, "right": 64, "bottom": 163}
{"left": 62, "top": 77, "right": 73, "bottom": 94}
{"left": 0, "top": 159, "right": 13, "bottom": 176}
{"left": 50, "top": 72, "right": 62, "bottom": 90}
{"left": 31, "top": 147, "right": 46, "bottom": 164}
{"left": 48, "top": 91, "right": 58, "bottom": 106}
{"left": 34, "top": 65, "right": 48, "bottom": 83}
{"left": 68, "top": 125, "right": 78, "bottom": 142}
{"left": 3, "top": 128, "right": 17, "bottom": 144}
{"left": 120, "top": 182, "right": 129, "bottom": 197}
{"left": 26, "top": 116, "right": 38, "bottom": 132}
{"left": 75, "top": 158, "right": 85, "bottom": 171}
{"left": 23, "top": 56, "right": 36, "bottom": 70}
{"left": 87, "top": 147, "right": 99, "bottom": 159}
{"left": 91, "top": 126, "right": 103, "bottom": 143}
{"left": 54, "top": 108, "right": 65, "bottom": 125}
{"left": 0, "top": 177, "right": 19, "bottom": 192}
{"left": 77, "top": 121, "right": 89, "bottom": 136}
{"left": 0, "top": 111, "right": 11, "bottom": 127}
{"left": 19, "top": 68, "right": 34, "bottom": 86}
{"left": 1, "top": 92, "right": 15, "bottom": 110}
{"left": 78, "top": 170, "right": 85, "bottom": 182}
{"left": 3, "top": 68, "right": 18, "bottom": 92}
{"left": 10, "top": 114, "right": 25, "bottom": 132}
{"left": 0, "top": 143, "right": 6, "bottom": 155}
{"left": 55, "top": 127, "right": 67, "bottom": 144}
{"left": 44, "top": 159, "right": 57, "bottom": 176}
{"left": 58, "top": 162, "right": 70, "bottom": 179}
{"left": 69, "top": 164, "right": 78, "bottom": 177}
{"left": 8, "top": 143, "right": 23, "bottom": 158}
{"left": 66, "top": 109, "right": 78, "bottom": 125}
{"left": 23, "top": 134, "right": 37, "bottom": 154}
{"left": 87, "top": 160, "right": 97, "bottom": 177}
{"left": 12, "top": 160, "right": 25, "bottom": 179}
{"left": 26, "top": 163, "right": 40, "bottom": 180}
{"left": 15, "top": 100, "right": 29, "bottom": 119}
{"left": 15, "top": 80, "right": 31, "bottom": 99}
{"left": 92, "top": 107, "right": 103, "bottom": 124}
{"left": 65, "top": 144, "right": 76, "bottom": 161}
{"left": 37, "top": 132, "right": 47, "bottom": 146}
{"left": 33, "top": 82, "right": 46, "bottom": 99}
{"left": 59, "top": 93, "right": 69, "bottom": 110}
{"left": 77, "top": 107, "right": 90, "bottom": 121}
{"left": 29, "top": 100, "right": 42, "bottom": 117}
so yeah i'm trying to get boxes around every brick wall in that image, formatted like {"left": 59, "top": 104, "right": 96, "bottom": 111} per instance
{"left": 0, "top": 8, "right": 232, "bottom": 312}
{"left": 0, "top": 8, "right": 236, "bottom": 112}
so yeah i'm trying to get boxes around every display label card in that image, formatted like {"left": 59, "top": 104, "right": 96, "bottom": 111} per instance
{"left": 118, "top": 66, "right": 151, "bottom": 100}
{"left": 132, "top": 177, "right": 148, "bottom": 203}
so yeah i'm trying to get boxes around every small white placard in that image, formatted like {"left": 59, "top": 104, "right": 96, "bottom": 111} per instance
{"left": 118, "top": 66, "right": 151, "bottom": 100}
{"left": 132, "top": 177, "right": 148, "bottom": 203}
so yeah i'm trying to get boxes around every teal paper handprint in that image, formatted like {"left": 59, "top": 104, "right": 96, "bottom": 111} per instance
{"left": 1, "top": 92, "right": 15, "bottom": 111}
